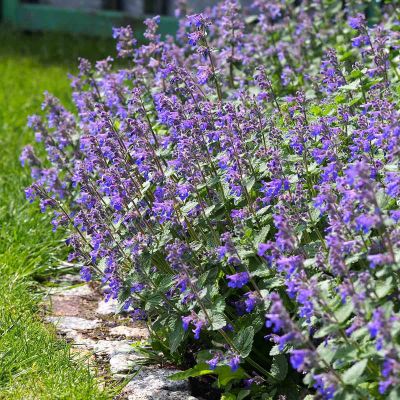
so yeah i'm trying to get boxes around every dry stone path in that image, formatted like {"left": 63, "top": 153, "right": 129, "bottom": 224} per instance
{"left": 42, "top": 275, "right": 199, "bottom": 400}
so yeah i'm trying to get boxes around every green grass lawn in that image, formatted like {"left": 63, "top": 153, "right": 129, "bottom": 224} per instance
{"left": 0, "top": 26, "right": 117, "bottom": 399}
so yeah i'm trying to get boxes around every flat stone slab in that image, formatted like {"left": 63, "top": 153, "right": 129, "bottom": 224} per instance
{"left": 96, "top": 298, "right": 119, "bottom": 315}
{"left": 110, "top": 353, "right": 141, "bottom": 375}
{"left": 65, "top": 330, "right": 96, "bottom": 348}
{"left": 126, "top": 390, "right": 198, "bottom": 400}
{"left": 49, "top": 284, "right": 94, "bottom": 297}
{"left": 92, "top": 339, "right": 134, "bottom": 356}
{"left": 109, "top": 325, "right": 148, "bottom": 339}
{"left": 46, "top": 316, "right": 100, "bottom": 331}
{"left": 44, "top": 275, "right": 199, "bottom": 399}
{"left": 50, "top": 274, "right": 84, "bottom": 285}
{"left": 123, "top": 368, "right": 192, "bottom": 399}
{"left": 50, "top": 295, "right": 96, "bottom": 317}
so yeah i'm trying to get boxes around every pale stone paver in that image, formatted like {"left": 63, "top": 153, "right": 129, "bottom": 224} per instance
{"left": 46, "top": 316, "right": 100, "bottom": 331}
{"left": 44, "top": 277, "right": 198, "bottom": 400}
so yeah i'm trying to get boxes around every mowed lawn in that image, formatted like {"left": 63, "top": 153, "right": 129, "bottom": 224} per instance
{"left": 0, "top": 27, "right": 116, "bottom": 399}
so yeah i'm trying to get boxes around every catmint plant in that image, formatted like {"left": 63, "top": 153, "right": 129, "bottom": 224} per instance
{"left": 22, "top": 0, "right": 400, "bottom": 398}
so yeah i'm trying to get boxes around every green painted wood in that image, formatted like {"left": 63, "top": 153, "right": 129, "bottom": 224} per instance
{"left": 2, "top": 2, "right": 178, "bottom": 37}
{"left": 2, "top": 0, "right": 19, "bottom": 23}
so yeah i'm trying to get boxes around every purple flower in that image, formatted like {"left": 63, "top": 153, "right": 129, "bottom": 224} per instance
{"left": 261, "top": 179, "right": 289, "bottom": 202}
{"left": 112, "top": 26, "right": 137, "bottom": 58}
{"left": 226, "top": 272, "right": 250, "bottom": 288}
{"left": 348, "top": 14, "right": 365, "bottom": 30}
{"left": 313, "top": 373, "right": 336, "bottom": 400}
{"left": 379, "top": 356, "right": 400, "bottom": 394}
{"left": 367, "top": 253, "right": 393, "bottom": 269}
{"left": 228, "top": 355, "right": 240, "bottom": 372}
{"left": 187, "top": 13, "right": 208, "bottom": 28}
{"left": 80, "top": 266, "right": 92, "bottom": 282}
{"left": 192, "top": 319, "right": 205, "bottom": 339}
{"left": 290, "top": 349, "right": 314, "bottom": 372}
{"left": 207, "top": 353, "right": 221, "bottom": 370}
{"left": 182, "top": 315, "right": 193, "bottom": 331}
{"left": 197, "top": 65, "right": 213, "bottom": 85}
{"left": 355, "top": 214, "right": 378, "bottom": 234}
{"left": 244, "top": 291, "right": 258, "bottom": 313}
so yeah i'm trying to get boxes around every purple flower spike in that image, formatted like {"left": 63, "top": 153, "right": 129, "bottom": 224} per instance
{"left": 227, "top": 272, "right": 250, "bottom": 288}
{"left": 228, "top": 355, "right": 240, "bottom": 372}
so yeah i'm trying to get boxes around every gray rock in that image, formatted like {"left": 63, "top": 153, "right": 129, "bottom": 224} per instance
{"left": 49, "top": 284, "right": 93, "bottom": 297}
{"left": 50, "top": 274, "right": 83, "bottom": 285}
{"left": 96, "top": 298, "right": 119, "bottom": 315}
{"left": 92, "top": 340, "right": 134, "bottom": 356}
{"left": 46, "top": 316, "right": 100, "bottom": 331}
{"left": 126, "top": 390, "right": 198, "bottom": 400}
{"left": 110, "top": 353, "right": 141, "bottom": 375}
{"left": 109, "top": 325, "right": 148, "bottom": 339}
{"left": 123, "top": 368, "right": 192, "bottom": 399}
{"left": 65, "top": 330, "right": 96, "bottom": 348}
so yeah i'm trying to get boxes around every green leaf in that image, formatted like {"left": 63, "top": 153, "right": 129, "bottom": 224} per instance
{"left": 269, "top": 354, "right": 288, "bottom": 382}
{"left": 317, "top": 342, "right": 337, "bottom": 364}
{"left": 210, "top": 313, "right": 227, "bottom": 330}
{"left": 263, "top": 276, "right": 284, "bottom": 289}
{"left": 334, "top": 301, "right": 354, "bottom": 323}
{"left": 338, "top": 50, "right": 355, "bottom": 62}
{"left": 253, "top": 225, "right": 271, "bottom": 246}
{"left": 233, "top": 326, "right": 254, "bottom": 358}
{"left": 342, "top": 359, "right": 368, "bottom": 385}
{"left": 313, "top": 324, "right": 339, "bottom": 339}
{"left": 236, "top": 313, "right": 264, "bottom": 332}
{"left": 205, "top": 204, "right": 215, "bottom": 217}
{"left": 376, "top": 276, "right": 393, "bottom": 298}
{"left": 181, "top": 201, "right": 198, "bottom": 215}
{"left": 245, "top": 177, "right": 256, "bottom": 192}
{"left": 169, "top": 318, "right": 185, "bottom": 354}
{"left": 169, "top": 363, "right": 213, "bottom": 381}
{"left": 216, "top": 365, "right": 246, "bottom": 386}
{"left": 340, "top": 79, "right": 360, "bottom": 91}
{"left": 144, "top": 294, "right": 163, "bottom": 311}
{"left": 221, "top": 394, "right": 236, "bottom": 400}
{"left": 237, "top": 390, "right": 251, "bottom": 400}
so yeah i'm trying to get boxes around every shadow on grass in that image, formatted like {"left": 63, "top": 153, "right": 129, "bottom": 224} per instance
{"left": 0, "top": 23, "right": 117, "bottom": 69}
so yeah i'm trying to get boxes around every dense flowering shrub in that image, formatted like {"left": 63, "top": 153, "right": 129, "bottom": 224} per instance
{"left": 22, "top": 1, "right": 400, "bottom": 398}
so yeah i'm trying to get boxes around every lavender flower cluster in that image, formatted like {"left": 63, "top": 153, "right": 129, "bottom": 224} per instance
{"left": 21, "top": 1, "right": 400, "bottom": 398}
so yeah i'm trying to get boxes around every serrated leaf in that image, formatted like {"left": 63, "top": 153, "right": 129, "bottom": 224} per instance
{"left": 246, "top": 177, "right": 256, "bottom": 192}
{"left": 169, "top": 318, "right": 185, "bottom": 354}
{"left": 334, "top": 301, "right": 354, "bottom": 323}
{"left": 236, "top": 313, "right": 264, "bottom": 332}
{"left": 269, "top": 354, "right": 288, "bottom": 382}
{"left": 210, "top": 313, "right": 227, "bottom": 330}
{"left": 376, "top": 276, "right": 393, "bottom": 298}
{"left": 205, "top": 204, "right": 215, "bottom": 217}
{"left": 237, "top": 390, "right": 251, "bottom": 400}
{"left": 169, "top": 363, "right": 213, "bottom": 381}
{"left": 317, "top": 342, "right": 337, "bottom": 364}
{"left": 313, "top": 324, "right": 339, "bottom": 339}
{"left": 181, "top": 201, "right": 198, "bottom": 215}
{"left": 253, "top": 225, "right": 271, "bottom": 246}
{"left": 233, "top": 326, "right": 254, "bottom": 358}
{"left": 144, "top": 294, "right": 163, "bottom": 310}
{"left": 256, "top": 205, "right": 271, "bottom": 216}
{"left": 340, "top": 79, "right": 360, "bottom": 91}
{"left": 342, "top": 359, "right": 368, "bottom": 385}
{"left": 216, "top": 365, "right": 246, "bottom": 386}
